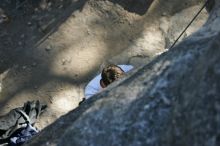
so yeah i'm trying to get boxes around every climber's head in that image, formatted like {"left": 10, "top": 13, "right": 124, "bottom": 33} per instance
{"left": 100, "top": 64, "right": 125, "bottom": 88}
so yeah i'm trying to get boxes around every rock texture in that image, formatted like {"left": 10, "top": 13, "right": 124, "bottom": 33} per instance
{"left": 24, "top": 0, "right": 220, "bottom": 146}
{"left": 0, "top": 0, "right": 207, "bottom": 130}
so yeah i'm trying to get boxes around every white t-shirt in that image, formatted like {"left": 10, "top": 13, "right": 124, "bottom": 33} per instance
{"left": 84, "top": 65, "right": 133, "bottom": 99}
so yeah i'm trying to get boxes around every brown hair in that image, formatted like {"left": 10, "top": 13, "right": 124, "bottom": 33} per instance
{"left": 100, "top": 64, "right": 125, "bottom": 88}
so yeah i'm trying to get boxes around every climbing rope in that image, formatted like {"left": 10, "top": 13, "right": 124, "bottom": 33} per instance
{"left": 169, "top": 0, "right": 209, "bottom": 49}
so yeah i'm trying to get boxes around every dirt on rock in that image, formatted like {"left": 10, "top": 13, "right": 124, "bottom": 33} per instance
{"left": 0, "top": 0, "right": 208, "bottom": 129}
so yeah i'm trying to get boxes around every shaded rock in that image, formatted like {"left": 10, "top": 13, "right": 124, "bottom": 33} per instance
{"left": 206, "top": 0, "right": 215, "bottom": 12}
{"left": 0, "top": 8, "right": 9, "bottom": 24}
{"left": 108, "top": 0, "right": 154, "bottom": 15}
{"left": 24, "top": 0, "right": 220, "bottom": 146}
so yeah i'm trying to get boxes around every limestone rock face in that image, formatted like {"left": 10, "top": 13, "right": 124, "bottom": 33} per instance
{"left": 24, "top": 0, "right": 220, "bottom": 146}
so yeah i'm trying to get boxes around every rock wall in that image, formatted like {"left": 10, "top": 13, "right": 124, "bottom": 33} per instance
{"left": 24, "top": 0, "right": 220, "bottom": 146}
{"left": 0, "top": 0, "right": 207, "bottom": 130}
